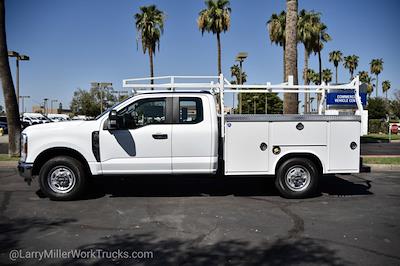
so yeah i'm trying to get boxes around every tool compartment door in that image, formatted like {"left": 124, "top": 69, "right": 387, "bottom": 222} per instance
{"left": 225, "top": 122, "right": 269, "bottom": 174}
{"left": 329, "top": 121, "right": 360, "bottom": 171}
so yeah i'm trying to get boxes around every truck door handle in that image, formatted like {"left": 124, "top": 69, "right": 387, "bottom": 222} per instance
{"left": 152, "top": 134, "right": 168, "bottom": 139}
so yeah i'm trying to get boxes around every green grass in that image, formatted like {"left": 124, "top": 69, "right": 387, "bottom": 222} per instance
{"left": 363, "top": 157, "right": 400, "bottom": 165}
{"left": 361, "top": 134, "right": 400, "bottom": 143}
{"left": 0, "top": 154, "right": 20, "bottom": 161}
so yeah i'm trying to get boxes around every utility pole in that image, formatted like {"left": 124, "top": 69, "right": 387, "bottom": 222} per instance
{"left": 8, "top": 51, "right": 30, "bottom": 109}
{"left": 235, "top": 52, "right": 248, "bottom": 114}
{"left": 19, "top": 96, "right": 30, "bottom": 114}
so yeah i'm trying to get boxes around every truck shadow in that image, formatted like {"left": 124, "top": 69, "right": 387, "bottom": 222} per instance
{"left": 82, "top": 174, "right": 373, "bottom": 200}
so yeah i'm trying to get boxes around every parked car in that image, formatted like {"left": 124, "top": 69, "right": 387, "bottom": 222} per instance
{"left": 0, "top": 121, "right": 7, "bottom": 134}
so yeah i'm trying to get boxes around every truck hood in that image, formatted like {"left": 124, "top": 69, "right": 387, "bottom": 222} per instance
{"left": 22, "top": 120, "right": 97, "bottom": 135}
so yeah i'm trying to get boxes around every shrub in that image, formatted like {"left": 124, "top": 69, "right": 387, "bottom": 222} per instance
{"left": 368, "top": 119, "right": 388, "bottom": 134}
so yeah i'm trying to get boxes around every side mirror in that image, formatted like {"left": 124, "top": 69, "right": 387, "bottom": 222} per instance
{"left": 108, "top": 110, "right": 118, "bottom": 130}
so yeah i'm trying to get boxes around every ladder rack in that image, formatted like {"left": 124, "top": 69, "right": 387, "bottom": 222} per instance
{"left": 123, "top": 74, "right": 364, "bottom": 136}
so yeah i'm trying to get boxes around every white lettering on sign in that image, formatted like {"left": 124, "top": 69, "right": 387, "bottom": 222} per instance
{"left": 334, "top": 94, "right": 356, "bottom": 103}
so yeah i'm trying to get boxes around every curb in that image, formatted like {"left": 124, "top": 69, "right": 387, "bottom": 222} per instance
{"left": 0, "top": 161, "right": 17, "bottom": 167}
{"left": 364, "top": 164, "right": 400, "bottom": 172}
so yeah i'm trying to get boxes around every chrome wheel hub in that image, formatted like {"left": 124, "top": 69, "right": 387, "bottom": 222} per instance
{"left": 285, "top": 166, "right": 310, "bottom": 192}
{"left": 47, "top": 167, "right": 76, "bottom": 193}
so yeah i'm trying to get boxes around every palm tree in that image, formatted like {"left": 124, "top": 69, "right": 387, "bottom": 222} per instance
{"left": 382, "top": 80, "right": 391, "bottom": 99}
{"left": 230, "top": 64, "right": 247, "bottom": 84}
{"left": 198, "top": 0, "right": 231, "bottom": 75}
{"left": 134, "top": 5, "right": 165, "bottom": 85}
{"left": 284, "top": 0, "right": 298, "bottom": 114}
{"left": 322, "top": 69, "right": 332, "bottom": 84}
{"left": 358, "top": 71, "right": 375, "bottom": 97}
{"left": 343, "top": 55, "right": 359, "bottom": 80}
{"left": 329, "top": 50, "right": 342, "bottom": 83}
{"left": 230, "top": 64, "right": 247, "bottom": 111}
{"left": 297, "top": 10, "right": 320, "bottom": 113}
{"left": 0, "top": 0, "right": 21, "bottom": 156}
{"left": 370, "top": 58, "right": 384, "bottom": 97}
{"left": 267, "top": 11, "right": 286, "bottom": 80}
{"left": 313, "top": 22, "right": 331, "bottom": 84}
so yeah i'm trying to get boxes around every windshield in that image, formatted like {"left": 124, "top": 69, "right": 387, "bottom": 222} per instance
{"left": 95, "top": 96, "right": 133, "bottom": 120}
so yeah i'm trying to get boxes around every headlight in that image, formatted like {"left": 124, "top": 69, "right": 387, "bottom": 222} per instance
{"left": 21, "top": 134, "right": 28, "bottom": 162}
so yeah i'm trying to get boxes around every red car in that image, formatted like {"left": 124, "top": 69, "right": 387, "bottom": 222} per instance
{"left": 391, "top": 124, "right": 399, "bottom": 134}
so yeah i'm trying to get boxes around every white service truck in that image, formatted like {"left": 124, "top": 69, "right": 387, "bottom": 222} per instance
{"left": 18, "top": 75, "right": 366, "bottom": 200}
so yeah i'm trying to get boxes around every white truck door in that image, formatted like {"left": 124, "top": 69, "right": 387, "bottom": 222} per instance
{"left": 171, "top": 96, "right": 214, "bottom": 173}
{"left": 100, "top": 97, "right": 172, "bottom": 174}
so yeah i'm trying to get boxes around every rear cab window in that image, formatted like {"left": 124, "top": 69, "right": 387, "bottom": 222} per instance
{"left": 179, "top": 97, "right": 203, "bottom": 124}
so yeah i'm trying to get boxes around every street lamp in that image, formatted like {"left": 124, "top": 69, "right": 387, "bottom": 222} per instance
{"left": 50, "top": 99, "right": 58, "bottom": 114}
{"left": 19, "top": 95, "right": 30, "bottom": 114}
{"left": 8, "top": 51, "right": 30, "bottom": 111}
{"left": 235, "top": 52, "right": 248, "bottom": 114}
{"left": 91, "top": 82, "right": 113, "bottom": 113}
{"left": 43, "top": 98, "right": 48, "bottom": 115}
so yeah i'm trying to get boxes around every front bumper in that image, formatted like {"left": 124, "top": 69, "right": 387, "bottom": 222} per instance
{"left": 18, "top": 161, "right": 34, "bottom": 184}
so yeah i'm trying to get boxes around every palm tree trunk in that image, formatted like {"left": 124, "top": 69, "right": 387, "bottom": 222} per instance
{"left": 0, "top": 0, "right": 21, "bottom": 156}
{"left": 216, "top": 32, "right": 222, "bottom": 75}
{"left": 335, "top": 65, "right": 338, "bottom": 84}
{"left": 375, "top": 74, "right": 378, "bottom": 98}
{"left": 303, "top": 47, "right": 309, "bottom": 113}
{"left": 149, "top": 47, "right": 154, "bottom": 86}
{"left": 283, "top": 0, "right": 298, "bottom": 114}
{"left": 318, "top": 50, "right": 322, "bottom": 84}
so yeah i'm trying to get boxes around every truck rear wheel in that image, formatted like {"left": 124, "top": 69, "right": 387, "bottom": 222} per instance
{"left": 39, "top": 156, "right": 87, "bottom": 201}
{"left": 275, "top": 157, "right": 319, "bottom": 198}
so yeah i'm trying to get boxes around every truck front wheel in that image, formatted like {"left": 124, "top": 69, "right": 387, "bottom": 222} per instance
{"left": 39, "top": 156, "right": 87, "bottom": 201}
{"left": 275, "top": 157, "right": 319, "bottom": 199}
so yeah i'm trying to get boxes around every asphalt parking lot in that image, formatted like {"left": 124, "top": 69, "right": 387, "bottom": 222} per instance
{"left": 0, "top": 166, "right": 399, "bottom": 265}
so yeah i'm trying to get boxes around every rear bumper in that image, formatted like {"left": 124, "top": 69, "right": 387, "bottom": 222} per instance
{"left": 18, "top": 161, "right": 33, "bottom": 184}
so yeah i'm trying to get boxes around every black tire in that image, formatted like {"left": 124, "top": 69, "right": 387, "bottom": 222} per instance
{"left": 38, "top": 156, "right": 87, "bottom": 201}
{"left": 275, "top": 157, "right": 319, "bottom": 199}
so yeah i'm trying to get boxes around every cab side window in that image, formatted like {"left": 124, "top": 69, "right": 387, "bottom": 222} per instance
{"left": 179, "top": 97, "right": 203, "bottom": 124}
{"left": 117, "top": 98, "right": 166, "bottom": 129}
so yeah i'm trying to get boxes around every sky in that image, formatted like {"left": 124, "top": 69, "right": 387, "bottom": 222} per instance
{"left": 2, "top": 0, "right": 400, "bottom": 112}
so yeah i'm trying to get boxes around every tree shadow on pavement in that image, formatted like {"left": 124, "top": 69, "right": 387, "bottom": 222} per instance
{"left": 82, "top": 173, "right": 372, "bottom": 200}
{"left": 0, "top": 217, "right": 76, "bottom": 262}
{"left": 52, "top": 233, "right": 349, "bottom": 266}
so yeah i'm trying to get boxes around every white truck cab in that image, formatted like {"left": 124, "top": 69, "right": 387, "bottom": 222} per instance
{"left": 18, "top": 75, "right": 365, "bottom": 200}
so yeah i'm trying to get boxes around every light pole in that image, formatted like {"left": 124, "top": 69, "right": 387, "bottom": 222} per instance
{"left": 43, "top": 98, "right": 48, "bottom": 115}
{"left": 235, "top": 52, "right": 248, "bottom": 114}
{"left": 19, "top": 95, "right": 30, "bottom": 114}
{"left": 50, "top": 99, "right": 58, "bottom": 114}
{"left": 91, "top": 82, "right": 113, "bottom": 113}
{"left": 8, "top": 51, "right": 30, "bottom": 110}
{"left": 246, "top": 99, "right": 252, "bottom": 114}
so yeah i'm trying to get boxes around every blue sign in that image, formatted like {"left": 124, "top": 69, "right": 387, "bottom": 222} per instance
{"left": 326, "top": 92, "right": 367, "bottom": 106}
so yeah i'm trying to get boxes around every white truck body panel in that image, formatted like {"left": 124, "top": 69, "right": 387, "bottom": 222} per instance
{"left": 224, "top": 115, "right": 360, "bottom": 175}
